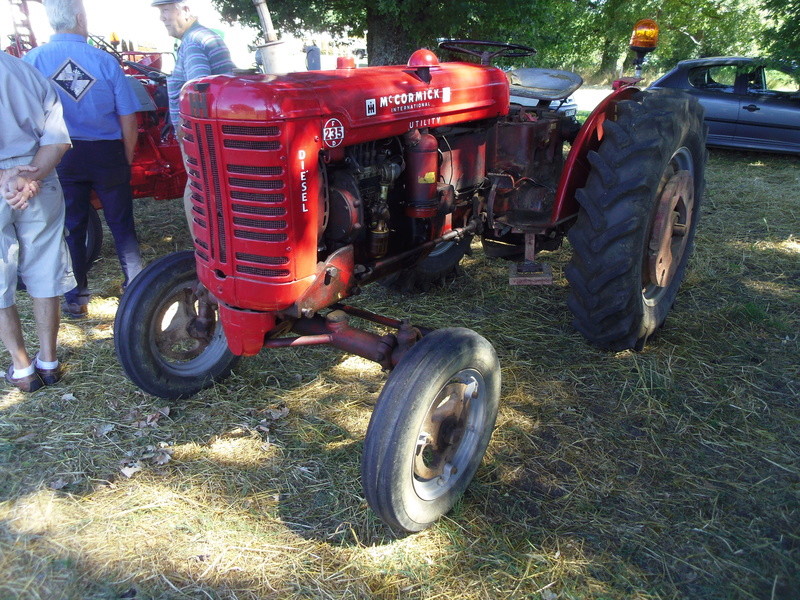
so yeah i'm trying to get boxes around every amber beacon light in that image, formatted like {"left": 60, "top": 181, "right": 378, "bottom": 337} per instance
{"left": 629, "top": 19, "right": 659, "bottom": 76}
{"left": 630, "top": 19, "right": 659, "bottom": 51}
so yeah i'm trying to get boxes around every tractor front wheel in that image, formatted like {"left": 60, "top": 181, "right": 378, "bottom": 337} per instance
{"left": 114, "top": 250, "right": 239, "bottom": 398}
{"left": 565, "top": 90, "right": 706, "bottom": 351}
{"left": 362, "top": 328, "right": 500, "bottom": 532}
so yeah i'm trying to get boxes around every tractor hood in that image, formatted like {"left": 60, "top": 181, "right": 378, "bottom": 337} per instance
{"left": 180, "top": 57, "right": 510, "bottom": 145}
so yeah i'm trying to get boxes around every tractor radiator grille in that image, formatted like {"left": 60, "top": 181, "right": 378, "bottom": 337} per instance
{"left": 231, "top": 190, "right": 283, "bottom": 203}
{"left": 235, "top": 230, "right": 286, "bottom": 242}
{"left": 228, "top": 165, "right": 282, "bottom": 176}
{"left": 235, "top": 253, "right": 289, "bottom": 265}
{"left": 186, "top": 118, "right": 291, "bottom": 283}
{"left": 231, "top": 204, "right": 285, "bottom": 216}
{"left": 224, "top": 139, "right": 280, "bottom": 151}
{"left": 233, "top": 216, "right": 287, "bottom": 229}
{"left": 229, "top": 177, "right": 283, "bottom": 189}
{"left": 222, "top": 125, "right": 280, "bottom": 136}
{"left": 206, "top": 123, "right": 226, "bottom": 261}
{"left": 237, "top": 265, "right": 289, "bottom": 277}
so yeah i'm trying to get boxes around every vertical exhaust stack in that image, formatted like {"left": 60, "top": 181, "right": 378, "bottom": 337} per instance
{"left": 252, "top": 0, "right": 287, "bottom": 73}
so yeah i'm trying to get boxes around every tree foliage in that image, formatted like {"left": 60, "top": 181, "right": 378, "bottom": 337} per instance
{"left": 647, "top": 0, "right": 764, "bottom": 71}
{"left": 213, "top": 0, "right": 563, "bottom": 66}
{"left": 212, "top": 0, "right": 793, "bottom": 77}
{"left": 763, "top": 0, "right": 800, "bottom": 65}
{"left": 562, "top": 0, "right": 764, "bottom": 81}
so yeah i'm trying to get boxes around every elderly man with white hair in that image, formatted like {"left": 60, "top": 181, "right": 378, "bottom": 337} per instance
{"left": 152, "top": 0, "right": 235, "bottom": 228}
{"left": 24, "top": 0, "right": 143, "bottom": 319}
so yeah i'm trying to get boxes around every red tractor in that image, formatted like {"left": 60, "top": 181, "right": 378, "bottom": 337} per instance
{"left": 115, "top": 22, "right": 706, "bottom": 532}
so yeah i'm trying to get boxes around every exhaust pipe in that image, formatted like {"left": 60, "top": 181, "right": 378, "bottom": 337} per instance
{"left": 252, "top": 0, "right": 277, "bottom": 41}
{"left": 252, "top": 0, "right": 287, "bottom": 73}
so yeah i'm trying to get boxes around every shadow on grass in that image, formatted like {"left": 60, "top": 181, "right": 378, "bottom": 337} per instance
{"left": 1, "top": 152, "right": 799, "bottom": 600}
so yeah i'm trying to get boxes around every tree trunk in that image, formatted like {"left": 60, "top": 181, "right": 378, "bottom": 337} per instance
{"left": 596, "top": 37, "right": 622, "bottom": 81}
{"left": 366, "top": 5, "right": 416, "bottom": 66}
{"left": 589, "top": 0, "right": 631, "bottom": 82}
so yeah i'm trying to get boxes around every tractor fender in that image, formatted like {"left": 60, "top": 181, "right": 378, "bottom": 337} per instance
{"left": 551, "top": 86, "right": 641, "bottom": 223}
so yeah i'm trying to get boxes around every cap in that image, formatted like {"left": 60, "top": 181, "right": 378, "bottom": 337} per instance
{"left": 151, "top": 0, "right": 180, "bottom": 6}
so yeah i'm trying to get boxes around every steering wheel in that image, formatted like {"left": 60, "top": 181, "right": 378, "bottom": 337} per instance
{"left": 438, "top": 40, "right": 537, "bottom": 65}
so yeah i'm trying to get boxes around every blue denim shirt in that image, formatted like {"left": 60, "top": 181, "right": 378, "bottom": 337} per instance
{"left": 24, "top": 33, "right": 139, "bottom": 141}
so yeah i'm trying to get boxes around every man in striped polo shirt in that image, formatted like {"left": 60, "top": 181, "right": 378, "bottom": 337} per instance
{"left": 152, "top": 0, "right": 235, "bottom": 227}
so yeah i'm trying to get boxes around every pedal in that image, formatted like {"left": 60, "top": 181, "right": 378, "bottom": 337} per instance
{"left": 509, "top": 261, "right": 553, "bottom": 285}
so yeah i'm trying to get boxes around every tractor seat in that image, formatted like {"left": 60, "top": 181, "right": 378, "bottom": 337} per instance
{"left": 506, "top": 68, "right": 583, "bottom": 101}
{"left": 126, "top": 76, "right": 157, "bottom": 112}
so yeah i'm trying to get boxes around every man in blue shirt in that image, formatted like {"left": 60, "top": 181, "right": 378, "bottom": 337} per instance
{"left": 152, "top": 0, "right": 235, "bottom": 228}
{"left": 25, "top": 0, "right": 143, "bottom": 318}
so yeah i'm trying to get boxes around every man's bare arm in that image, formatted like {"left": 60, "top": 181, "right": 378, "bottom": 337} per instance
{"left": 3, "top": 143, "right": 71, "bottom": 209}
{"left": 120, "top": 113, "right": 138, "bottom": 165}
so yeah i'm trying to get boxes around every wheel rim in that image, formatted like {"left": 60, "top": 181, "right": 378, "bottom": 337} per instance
{"left": 427, "top": 240, "right": 455, "bottom": 258}
{"left": 412, "top": 368, "right": 487, "bottom": 501}
{"left": 148, "top": 281, "right": 229, "bottom": 376}
{"left": 643, "top": 147, "right": 695, "bottom": 303}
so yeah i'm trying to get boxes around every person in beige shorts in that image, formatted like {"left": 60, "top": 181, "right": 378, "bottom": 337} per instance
{"left": 0, "top": 51, "right": 75, "bottom": 392}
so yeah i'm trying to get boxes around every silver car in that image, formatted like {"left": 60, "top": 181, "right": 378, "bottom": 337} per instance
{"left": 649, "top": 57, "right": 800, "bottom": 155}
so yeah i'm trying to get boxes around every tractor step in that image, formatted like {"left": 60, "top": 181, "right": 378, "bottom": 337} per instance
{"left": 509, "top": 261, "right": 553, "bottom": 285}
{"left": 509, "top": 232, "right": 554, "bottom": 285}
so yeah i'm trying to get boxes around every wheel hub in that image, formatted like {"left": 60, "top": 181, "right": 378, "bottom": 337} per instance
{"left": 154, "top": 287, "right": 217, "bottom": 361}
{"left": 647, "top": 170, "right": 694, "bottom": 288}
{"left": 413, "top": 376, "right": 479, "bottom": 489}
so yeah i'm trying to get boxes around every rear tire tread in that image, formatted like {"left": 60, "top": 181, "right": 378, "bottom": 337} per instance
{"left": 566, "top": 90, "right": 706, "bottom": 351}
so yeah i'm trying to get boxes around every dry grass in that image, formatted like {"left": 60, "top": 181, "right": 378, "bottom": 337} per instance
{"left": 0, "top": 149, "right": 798, "bottom": 600}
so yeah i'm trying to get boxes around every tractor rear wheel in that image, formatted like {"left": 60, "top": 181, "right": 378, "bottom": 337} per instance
{"left": 114, "top": 250, "right": 239, "bottom": 398}
{"left": 382, "top": 235, "right": 472, "bottom": 292}
{"left": 362, "top": 327, "right": 500, "bottom": 532}
{"left": 565, "top": 90, "right": 706, "bottom": 351}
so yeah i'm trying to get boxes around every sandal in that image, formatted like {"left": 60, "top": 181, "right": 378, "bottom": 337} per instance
{"left": 34, "top": 353, "right": 63, "bottom": 386}
{"left": 5, "top": 364, "right": 44, "bottom": 392}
